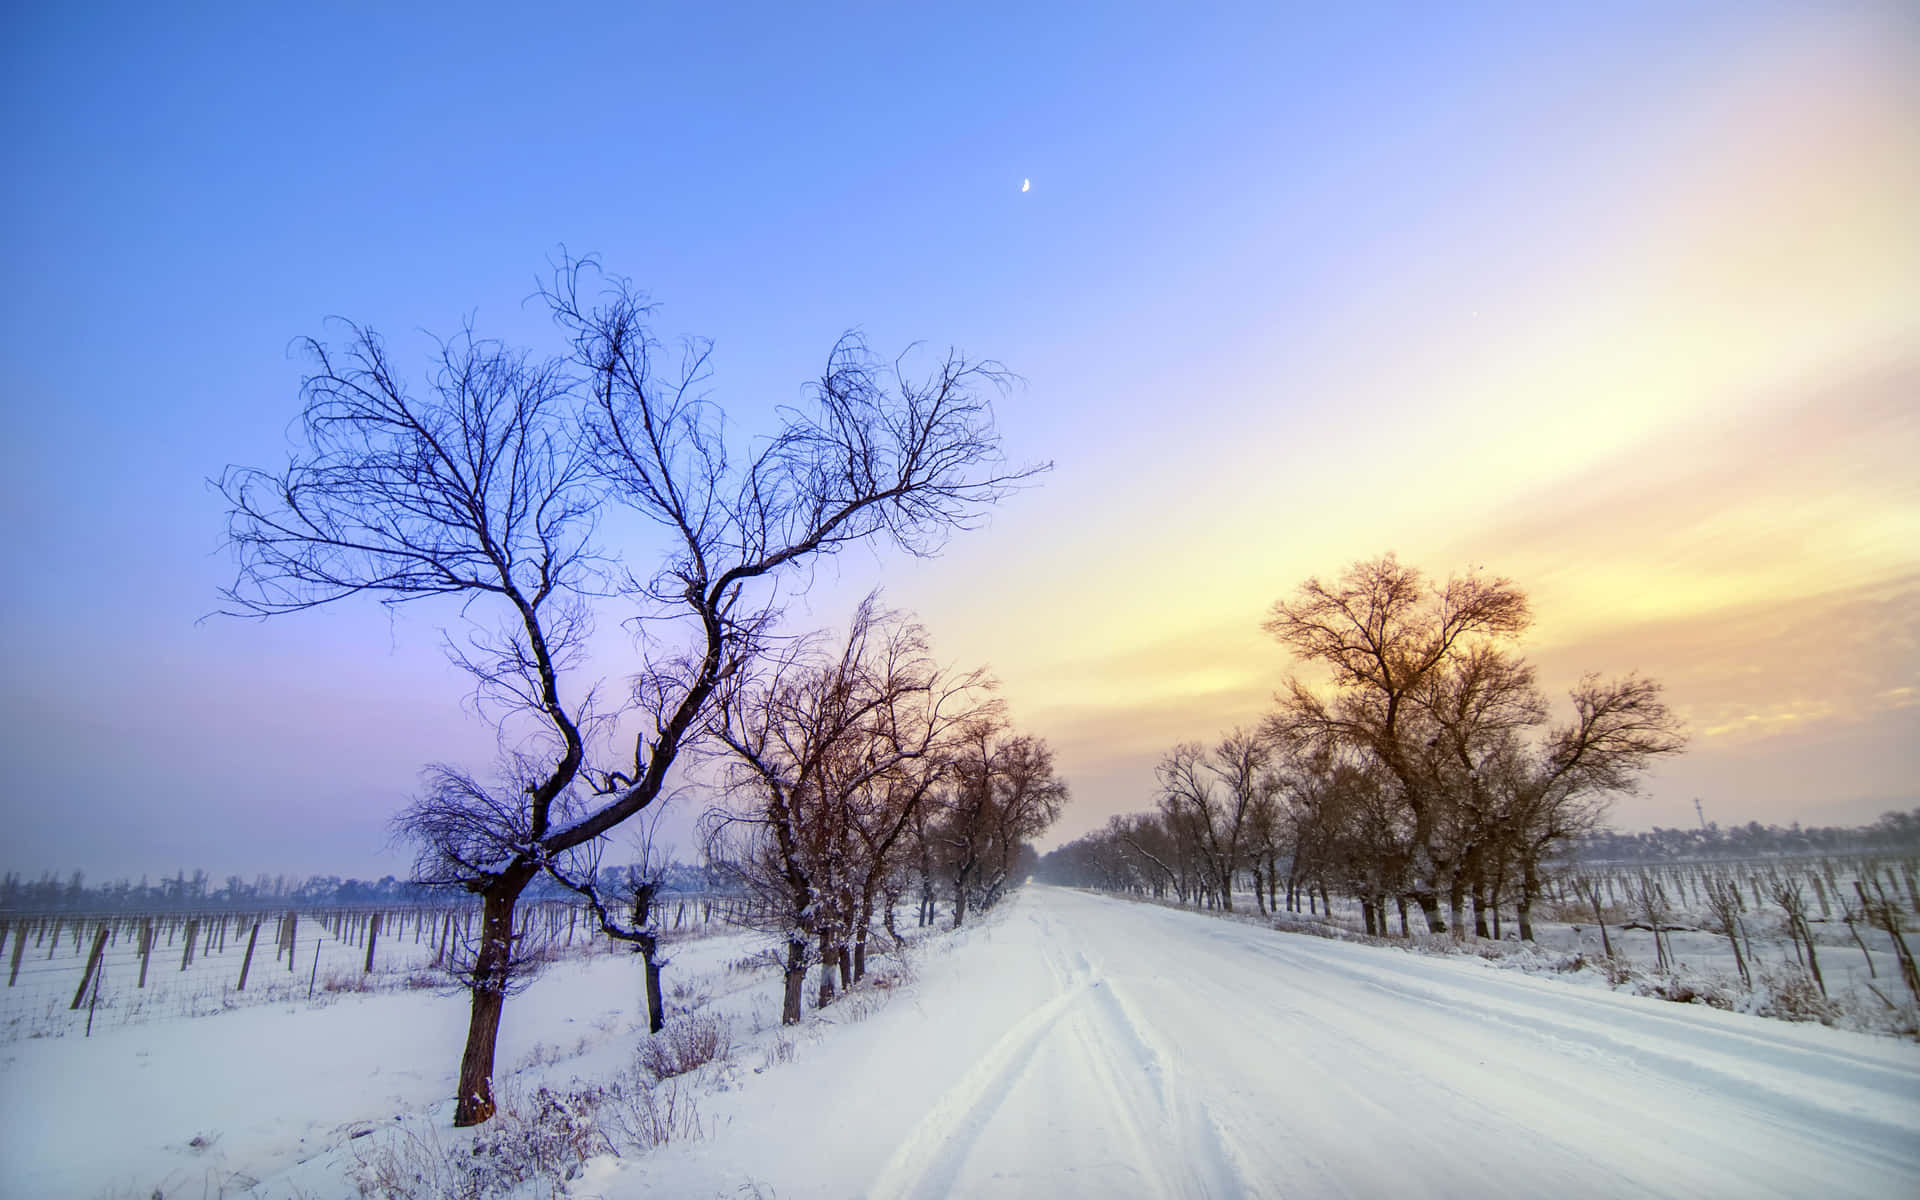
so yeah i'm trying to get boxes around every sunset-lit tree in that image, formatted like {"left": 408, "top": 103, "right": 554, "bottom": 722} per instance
{"left": 217, "top": 257, "right": 1042, "bottom": 1124}
{"left": 1262, "top": 555, "right": 1683, "bottom": 936}
{"left": 1044, "top": 554, "right": 1685, "bottom": 944}
{"left": 1262, "top": 554, "right": 1533, "bottom": 932}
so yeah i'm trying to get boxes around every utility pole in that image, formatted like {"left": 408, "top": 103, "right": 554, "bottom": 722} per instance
{"left": 1693, "top": 797, "right": 1708, "bottom": 831}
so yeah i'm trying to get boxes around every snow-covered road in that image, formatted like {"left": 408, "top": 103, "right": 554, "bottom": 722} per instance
{"left": 646, "top": 885, "right": 1920, "bottom": 1199}
{"left": 14, "top": 885, "right": 1916, "bottom": 1197}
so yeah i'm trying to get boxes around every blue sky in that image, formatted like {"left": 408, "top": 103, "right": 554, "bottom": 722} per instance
{"left": 3, "top": 2, "right": 1914, "bottom": 879}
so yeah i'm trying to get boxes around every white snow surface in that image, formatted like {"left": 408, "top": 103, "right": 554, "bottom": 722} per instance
{"left": 8, "top": 885, "right": 1920, "bottom": 1198}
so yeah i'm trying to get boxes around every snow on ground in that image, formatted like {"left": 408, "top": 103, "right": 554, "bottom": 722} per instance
{"left": 6, "top": 887, "right": 1919, "bottom": 1198}
{"left": 0, "top": 930, "right": 754, "bottom": 1199}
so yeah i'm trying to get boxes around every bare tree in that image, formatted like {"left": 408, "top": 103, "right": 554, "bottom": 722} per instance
{"left": 1497, "top": 674, "right": 1686, "bottom": 940}
{"left": 542, "top": 812, "right": 676, "bottom": 1033}
{"left": 1264, "top": 554, "right": 1532, "bottom": 932}
{"left": 936, "top": 721, "right": 1068, "bottom": 927}
{"left": 976, "top": 734, "right": 1069, "bottom": 909}
{"left": 217, "top": 259, "right": 1043, "bottom": 1124}
{"left": 1155, "top": 730, "right": 1273, "bottom": 913}
{"left": 1703, "top": 872, "right": 1751, "bottom": 986}
{"left": 1269, "top": 741, "right": 1406, "bottom": 930}
{"left": 704, "top": 596, "right": 993, "bottom": 1023}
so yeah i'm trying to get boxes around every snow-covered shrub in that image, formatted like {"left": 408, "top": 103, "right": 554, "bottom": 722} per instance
{"left": 475, "top": 1085, "right": 617, "bottom": 1186}
{"left": 1637, "top": 973, "right": 1736, "bottom": 1010}
{"left": 1751, "top": 967, "right": 1843, "bottom": 1025}
{"left": 667, "top": 976, "right": 712, "bottom": 1014}
{"left": 639, "top": 1012, "right": 733, "bottom": 1080}
{"left": 351, "top": 1077, "right": 696, "bottom": 1199}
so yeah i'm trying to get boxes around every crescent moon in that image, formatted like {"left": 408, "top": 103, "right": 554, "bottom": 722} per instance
{"left": 1021, "top": 179, "right": 1030, "bottom": 193}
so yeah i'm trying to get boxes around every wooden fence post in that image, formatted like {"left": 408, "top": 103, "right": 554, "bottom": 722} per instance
{"left": 362, "top": 912, "right": 381, "bottom": 974}
{"left": 70, "top": 924, "right": 110, "bottom": 1010}
{"left": 85, "top": 959, "right": 102, "bottom": 1037}
{"left": 180, "top": 919, "right": 200, "bottom": 970}
{"left": 138, "top": 920, "right": 154, "bottom": 988}
{"left": 236, "top": 921, "right": 261, "bottom": 991}
{"left": 8, "top": 925, "right": 26, "bottom": 986}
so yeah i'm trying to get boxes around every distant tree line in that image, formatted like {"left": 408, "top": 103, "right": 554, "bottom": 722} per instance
{"left": 0, "top": 861, "right": 737, "bottom": 914}
{"left": 1570, "top": 809, "right": 1920, "bottom": 863}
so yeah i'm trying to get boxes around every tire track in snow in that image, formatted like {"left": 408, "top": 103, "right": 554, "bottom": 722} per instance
{"left": 1086, "top": 964, "right": 1252, "bottom": 1198}
{"left": 864, "top": 911, "right": 1098, "bottom": 1199}
{"left": 867, "top": 909, "right": 1254, "bottom": 1198}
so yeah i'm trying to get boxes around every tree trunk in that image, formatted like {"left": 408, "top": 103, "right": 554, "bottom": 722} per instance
{"left": 1517, "top": 858, "right": 1538, "bottom": 942}
{"left": 781, "top": 937, "right": 808, "bottom": 1026}
{"left": 1587, "top": 889, "right": 1614, "bottom": 959}
{"left": 453, "top": 879, "right": 527, "bottom": 1127}
{"left": 1413, "top": 890, "right": 1446, "bottom": 933}
{"left": 1725, "top": 917, "right": 1751, "bottom": 986}
{"left": 817, "top": 929, "right": 837, "bottom": 1008}
{"left": 1799, "top": 916, "right": 1826, "bottom": 997}
{"left": 641, "top": 940, "right": 665, "bottom": 1034}
{"left": 882, "top": 886, "right": 900, "bottom": 947}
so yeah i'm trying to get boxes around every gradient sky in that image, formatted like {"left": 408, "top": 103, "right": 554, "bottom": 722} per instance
{"left": 3, "top": 2, "right": 1914, "bottom": 881}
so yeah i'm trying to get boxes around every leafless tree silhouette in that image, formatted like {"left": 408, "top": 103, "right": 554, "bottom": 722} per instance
{"left": 217, "top": 257, "right": 1044, "bottom": 1124}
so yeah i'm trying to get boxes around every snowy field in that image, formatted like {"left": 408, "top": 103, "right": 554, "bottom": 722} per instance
{"left": 0, "top": 902, "right": 696, "bottom": 1043}
{"left": 4, "top": 886, "right": 1918, "bottom": 1198}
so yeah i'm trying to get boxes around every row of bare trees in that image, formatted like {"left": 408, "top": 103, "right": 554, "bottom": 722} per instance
{"left": 1043, "top": 555, "right": 1688, "bottom": 941}
{"left": 702, "top": 595, "right": 1066, "bottom": 1023}
{"left": 217, "top": 258, "right": 1045, "bottom": 1124}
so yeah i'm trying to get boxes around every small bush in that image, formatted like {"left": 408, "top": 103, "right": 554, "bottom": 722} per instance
{"left": 761, "top": 1034, "right": 796, "bottom": 1071}
{"left": 606, "top": 1077, "right": 704, "bottom": 1150}
{"left": 639, "top": 1012, "right": 732, "bottom": 1080}
{"left": 350, "top": 1077, "right": 701, "bottom": 1200}
{"left": 1753, "top": 968, "right": 1843, "bottom": 1025}
{"left": 1639, "top": 974, "right": 1736, "bottom": 1010}
{"left": 1598, "top": 956, "right": 1635, "bottom": 987}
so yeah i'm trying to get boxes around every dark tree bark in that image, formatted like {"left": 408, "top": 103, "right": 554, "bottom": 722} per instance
{"left": 454, "top": 875, "right": 531, "bottom": 1125}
